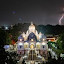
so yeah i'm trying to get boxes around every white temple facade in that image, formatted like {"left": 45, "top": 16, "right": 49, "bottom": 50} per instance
{"left": 4, "top": 22, "right": 48, "bottom": 61}
{"left": 17, "top": 22, "right": 48, "bottom": 59}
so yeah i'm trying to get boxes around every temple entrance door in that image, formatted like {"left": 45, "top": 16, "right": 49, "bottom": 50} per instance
{"left": 30, "top": 44, "right": 34, "bottom": 50}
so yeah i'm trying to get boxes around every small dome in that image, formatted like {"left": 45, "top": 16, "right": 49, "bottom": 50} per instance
{"left": 40, "top": 34, "right": 46, "bottom": 41}
{"left": 29, "top": 22, "right": 35, "bottom": 32}
{"left": 18, "top": 35, "right": 24, "bottom": 41}
{"left": 42, "top": 34, "right": 46, "bottom": 39}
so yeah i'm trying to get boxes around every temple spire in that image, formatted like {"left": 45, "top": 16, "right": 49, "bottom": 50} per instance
{"left": 31, "top": 22, "right": 33, "bottom": 25}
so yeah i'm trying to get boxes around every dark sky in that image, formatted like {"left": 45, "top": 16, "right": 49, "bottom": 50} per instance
{"left": 0, "top": 0, "right": 64, "bottom": 26}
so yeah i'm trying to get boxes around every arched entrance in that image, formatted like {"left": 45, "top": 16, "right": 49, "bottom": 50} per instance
{"left": 28, "top": 43, "right": 37, "bottom": 60}
{"left": 30, "top": 44, "right": 34, "bottom": 49}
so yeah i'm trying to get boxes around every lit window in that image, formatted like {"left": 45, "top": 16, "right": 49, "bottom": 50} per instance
{"left": 37, "top": 45, "right": 40, "bottom": 48}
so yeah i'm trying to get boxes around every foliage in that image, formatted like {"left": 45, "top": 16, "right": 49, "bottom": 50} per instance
{"left": 0, "top": 28, "right": 6, "bottom": 46}
{"left": 57, "top": 33, "right": 64, "bottom": 50}
{"left": 52, "top": 33, "right": 64, "bottom": 56}
{"left": 6, "top": 33, "right": 12, "bottom": 44}
{"left": 37, "top": 25, "right": 64, "bottom": 35}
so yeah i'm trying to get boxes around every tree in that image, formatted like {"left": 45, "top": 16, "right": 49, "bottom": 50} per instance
{"left": 0, "top": 28, "right": 6, "bottom": 45}
{"left": 6, "top": 33, "right": 12, "bottom": 44}
{"left": 0, "top": 28, "right": 7, "bottom": 63}
{"left": 57, "top": 33, "right": 64, "bottom": 50}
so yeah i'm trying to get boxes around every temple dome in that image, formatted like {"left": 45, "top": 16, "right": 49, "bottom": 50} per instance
{"left": 39, "top": 34, "right": 46, "bottom": 41}
{"left": 29, "top": 22, "right": 35, "bottom": 32}
{"left": 18, "top": 35, "right": 24, "bottom": 41}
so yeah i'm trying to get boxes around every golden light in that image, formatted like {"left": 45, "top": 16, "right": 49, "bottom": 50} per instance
{"left": 31, "top": 39, "right": 34, "bottom": 41}
{"left": 43, "top": 38, "right": 45, "bottom": 41}
{"left": 20, "top": 39, "right": 22, "bottom": 41}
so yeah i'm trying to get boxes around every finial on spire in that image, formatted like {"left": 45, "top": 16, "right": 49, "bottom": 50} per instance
{"left": 31, "top": 22, "right": 33, "bottom": 25}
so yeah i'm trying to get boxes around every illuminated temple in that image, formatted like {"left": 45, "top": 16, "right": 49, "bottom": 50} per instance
{"left": 17, "top": 22, "right": 48, "bottom": 60}
{"left": 4, "top": 22, "right": 48, "bottom": 62}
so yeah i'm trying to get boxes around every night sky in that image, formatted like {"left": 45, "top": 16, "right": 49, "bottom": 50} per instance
{"left": 0, "top": 0, "right": 64, "bottom": 26}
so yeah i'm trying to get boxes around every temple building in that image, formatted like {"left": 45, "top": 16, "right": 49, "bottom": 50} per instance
{"left": 17, "top": 22, "right": 48, "bottom": 60}
{"left": 4, "top": 22, "right": 48, "bottom": 62}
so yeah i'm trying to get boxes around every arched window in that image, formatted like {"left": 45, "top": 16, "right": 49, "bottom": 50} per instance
{"left": 24, "top": 42, "right": 29, "bottom": 48}
{"left": 27, "top": 32, "right": 37, "bottom": 41}
{"left": 36, "top": 42, "right": 40, "bottom": 49}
